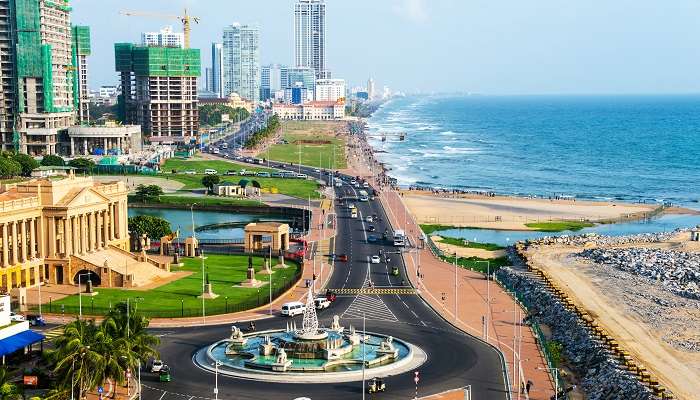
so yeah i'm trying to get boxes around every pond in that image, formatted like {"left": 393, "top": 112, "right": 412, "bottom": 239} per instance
{"left": 434, "top": 214, "right": 700, "bottom": 246}
{"left": 128, "top": 208, "right": 295, "bottom": 240}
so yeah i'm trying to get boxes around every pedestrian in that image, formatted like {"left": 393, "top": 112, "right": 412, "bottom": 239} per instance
{"left": 526, "top": 380, "right": 533, "bottom": 394}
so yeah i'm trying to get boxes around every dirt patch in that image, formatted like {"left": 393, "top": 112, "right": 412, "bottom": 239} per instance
{"left": 431, "top": 236, "right": 506, "bottom": 259}
{"left": 292, "top": 140, "right": 332, "bottom": 145}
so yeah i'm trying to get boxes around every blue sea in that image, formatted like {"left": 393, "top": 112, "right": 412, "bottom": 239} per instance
{"left": 368, "top": 95, "right": 700, "bottom": 207}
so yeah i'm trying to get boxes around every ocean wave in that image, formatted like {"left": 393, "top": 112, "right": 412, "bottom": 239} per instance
{"left": 442, "top": 146, "right": 483, "bottom": 154}
{"left": 440, "top": 131, "right": 458, "bottom": 136}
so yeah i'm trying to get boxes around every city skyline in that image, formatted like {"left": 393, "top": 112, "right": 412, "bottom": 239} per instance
{"left": 71, "top": 0, "right": 700, "bottom": 95}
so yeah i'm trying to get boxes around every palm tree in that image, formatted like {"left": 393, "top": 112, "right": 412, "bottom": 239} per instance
{"left": 104, "top": 302, "right": 160, "bottom": 366}
{"left": 0, "top": 367, "right": 21, "bottom": 400}
{"left": 48, "top": 319, "right": 106, "bottom": 400}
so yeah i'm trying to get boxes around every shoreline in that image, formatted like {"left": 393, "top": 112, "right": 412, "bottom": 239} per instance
{"left": 350, "top": 115, "right": 699, "bottom": 233}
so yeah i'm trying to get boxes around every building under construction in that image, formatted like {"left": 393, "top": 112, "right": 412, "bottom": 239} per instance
{"left": 72, "top": 25, "right": 90, "bottom": 124}
{"left": 115, "top": 43, "right": 200, "bottom": 144}
{"left": 0, "top": 0, "right": 78, "bottom": 155}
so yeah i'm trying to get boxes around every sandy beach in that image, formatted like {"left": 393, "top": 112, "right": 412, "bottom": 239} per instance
{"left": 400, "top": 190, "right": 688, "bottom": 230}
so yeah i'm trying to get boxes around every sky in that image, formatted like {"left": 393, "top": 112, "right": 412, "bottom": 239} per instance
{"left": 71, "top": 0, "right": 700, "bottom": 95}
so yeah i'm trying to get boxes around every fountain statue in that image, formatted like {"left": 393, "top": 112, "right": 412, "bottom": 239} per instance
{"left": 225, "top": 325, "right": 248, "bottom": 354}
{"left": 330, "top": 315, "right": 343, "bottom": 333}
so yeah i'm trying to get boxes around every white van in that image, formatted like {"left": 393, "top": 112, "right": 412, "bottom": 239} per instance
{"left": 281, "top": 301, "right": 305, "bottom": 317}
{"left": 204, "top": 169, "right": 218, "bottom": 175}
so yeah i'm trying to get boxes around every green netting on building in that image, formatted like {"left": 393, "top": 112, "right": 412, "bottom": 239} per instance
{"left": 41, "top": 44, "right": 54, "bottom": 112}
{"left": 114, "top": 43, "right": 134, "bottom": 72}
{"left": 45, "top": 0, "right": 72, "bottom": 12}
{"left": 72, "top": 25, "right": 91, "bottom": 55}
{"left": 15, "top": 0, "right": 42, "bottom": 78}
{"left": 116, "top": 45, "right": 201, "bottom": 77}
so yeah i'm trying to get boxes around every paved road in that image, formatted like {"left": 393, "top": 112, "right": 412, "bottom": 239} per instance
{"left": 141, "top": 163, "right": 509, "bottom": 400}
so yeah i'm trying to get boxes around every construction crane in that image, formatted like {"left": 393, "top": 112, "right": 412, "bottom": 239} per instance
{"left": 119, "top": 8, "right": 200, "bottom": 49}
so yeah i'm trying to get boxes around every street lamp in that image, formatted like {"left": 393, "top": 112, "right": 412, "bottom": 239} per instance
{"left": 538, "top": 367, "right": 560, "bottom": 400}
{"left": 473, "top": 260, "right": 491, "bottom": 341}
{"left": 213, "top": 360, "right": 223, "bottom": 400}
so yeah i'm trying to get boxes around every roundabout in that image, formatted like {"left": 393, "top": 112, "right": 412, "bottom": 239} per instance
{"left": 194, "top": 289, "right": 427, "bottom": 383}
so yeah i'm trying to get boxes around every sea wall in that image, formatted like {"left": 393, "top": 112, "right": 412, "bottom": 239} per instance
{"left": 497, "top": 266, "right": 659, "bottom": 400}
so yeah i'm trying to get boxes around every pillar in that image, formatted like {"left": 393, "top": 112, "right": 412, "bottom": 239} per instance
{"left": 83, "top": 138, "right": 88, "bottom": 155}
{"left": 104, "top": 137, "right": 108, "bottom": 152}
{"left": 1, "top": 223, "right": 8, "bottom": 267}
{"left": 47, "top": 217, "right": 56, "bottom": 258}
{"left": 70, "top": 137, "right": 75, "bottom": 157}
{"left": 121, "top": 201, "right": 127, "bottom": 239}
{"left": 113, "top": 203, "right": 120, "bottom": 240}
{"left": 89, "top": 212, "right": 96, "bottom": 251}
{"left": 19, "top": 220, "right": 26, "bottom": 263}
{"left": 109, "top": 203, "right": 115, "bottom": 240}
{"left": 10, "top": 221, "right": 18, "bottom": 265}
{"left": 37, "top": 216, "right": 45, "bottom": 258}
{"left": 29, "top": 218, "right": 36, "bottom": 259}
{"left": 103, "top": 210, "right": 110, "bottom": 246}
{"left": 64, "top": 217, "right": 71, "bottom": 256}
{"left": 72, "top": 216, "right": 79, "bottom": 255}
{"left": 95, "top": 213, "right": 102, "bottom": 250}
{"left": 81, "top": 214, "right": 88, "bottom": 254}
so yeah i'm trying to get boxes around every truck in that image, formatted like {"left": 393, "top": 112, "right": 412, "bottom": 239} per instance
{"left": 393, "top": 229, "right": 406, "bottom": 247}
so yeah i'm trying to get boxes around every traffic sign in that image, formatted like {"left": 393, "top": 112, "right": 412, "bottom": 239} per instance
{"left": 98, "top": 386, "right": 104, "bottom": 394}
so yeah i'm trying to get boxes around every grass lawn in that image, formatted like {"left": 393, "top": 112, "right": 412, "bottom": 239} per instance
{"left": 128, "top": 194, "right": 263, "bottom": 207}
{"left": 265, "top": 127, "right": 347, "bottom": 169}
{"left": 436, "top": 237, "right": 505, "bottom": 251}
{"left": 524, "top": 221, "right": 595, "bottom": 232}
{"left": 49, "top": 254, "right": 301, "bottom": 318}
{"left": 420, "top": 224, "right": 460, "bottom": 235}
{"left": 440, "top": 254, "right": 510, "bottom": 273}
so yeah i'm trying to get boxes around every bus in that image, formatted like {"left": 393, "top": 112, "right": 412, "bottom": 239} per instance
{"left": 393, "top": 229, "right": 406, "bottom": 247}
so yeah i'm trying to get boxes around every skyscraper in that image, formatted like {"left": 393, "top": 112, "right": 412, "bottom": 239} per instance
{"left": 294, "top": 0, "right": 329, "bottom": 79}
{"left": 367, "top": 78, "right": 376, "bottom": 100}
{"left": 72, "top": 26, "right": 91, "bottom": 124}
{"left": 261, "top": 64, "right": 287, "bottom": 101}
{"left": 141, "top": 26, "right": 184, "bottom": 48}
{"left": 0, "top": 0, "right": 76, "bottom": 155}
{"left": 211, "top": 42, "right": 224, "bottom": 98}
{"left": 223, "top": 23, "right": 260, "bottom": 102}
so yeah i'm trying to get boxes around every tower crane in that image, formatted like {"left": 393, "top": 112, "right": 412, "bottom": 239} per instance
{"left": 119, "top": 8, "right": 200, "bottom": 49}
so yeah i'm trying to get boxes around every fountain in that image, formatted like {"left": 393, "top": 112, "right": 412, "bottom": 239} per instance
{"left": 195, "top": 287, "right": 426, "bottom": 382}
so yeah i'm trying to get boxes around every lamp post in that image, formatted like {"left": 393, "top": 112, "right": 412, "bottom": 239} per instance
{"left": 464, "top": 385, "right": 472, "bottom": 400}
{"left": 362, "top": 312, "right": 366, "bottom": 400}
{"left": 213, "top": 360, "right": 223, "bottom": 400}
{"left": 474, "top": 260, "right": 491, "bottom": 342}
{"left": 538, "top": 367, "right": 559, "bottom": 400}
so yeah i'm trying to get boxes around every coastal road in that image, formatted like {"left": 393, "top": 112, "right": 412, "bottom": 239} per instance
{"left": 140, "top": 168, "right": 509, "bottom": 400}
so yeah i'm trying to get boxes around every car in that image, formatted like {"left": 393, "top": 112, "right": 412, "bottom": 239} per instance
{"left": 336, "top": 254, "right": 348, "bottom": 262}
{"left": 325, "top": 290, "right": 337, "bottom": 302}
{"left": 9, "top": 312, "right": 25, "bottom": 322}
{"left": 183, "top": 170, "right": 197, "bottom": 175}
{"left": 151, "top": 360, "right": 164, "bottom": 373}
{"left": 159, "top": 365, "right": 172, "bottom": 382}
{"left": 367, "top": 235, "right": 378, "bottom": 243}
{"left": 204, "top": 169, "right": 218, "bottom": 175}
{"left": 256, "top": 172, "right": 271, "bottom": 177}
{"left": 347, "top": 203, "right": 355, "bottom": 210}
{"left": 354, "top": 183, "right": 360, "bottom": 188}
{"left": 271, "top": 172, "right": 284, "bottom": 178}
{"left": 314, "top": 168, "right": 320, "bottom": 173}
{"left": 295, "top": 173, "right": 308, "bottom": 179}
{"left": 366, "top": 216, "right": 374, "bottom": 223}
{"left": 391, "top": 266, "right": 400, "bottom": 276}
{"left": 363, "top": 182, "right": 369, "bottom": 188}
{"left": 335, "top": 182, "right": 342, "bottom": 187}
{"left": 27, "top": 315, "right": 46, "bottom": 326}
{"left": 314, "top": 297, "right": 331, "bottom": 310}
{"left": 281, "top": 301, "right": 305, "bottom": 317}
{"left": 359, "top": 196, "right": 369, "bottom": 202}
{"left": 368, "top": 225, "right": 376, "bottom": 232}
{"left": 370, "top": 255, "right": 381, "bottom": 264}
{"left": 225, "top": 170, "right": 238, "bottom": 176}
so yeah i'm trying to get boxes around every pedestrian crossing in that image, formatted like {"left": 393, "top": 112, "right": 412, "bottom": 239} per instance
{"left": 329, "top": 287, "right": 417, "bottom": 295}
{"left": 42, "top": 326, "right": 65, "bottom": 341}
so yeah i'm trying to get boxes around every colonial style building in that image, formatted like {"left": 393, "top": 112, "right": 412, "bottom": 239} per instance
{"left": 0, "top": 173, "right": 133, "bottom": 292}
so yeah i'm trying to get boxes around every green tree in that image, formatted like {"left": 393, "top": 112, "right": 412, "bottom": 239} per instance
{"left": 128, "top": 215, "right": 172, "bottom": 239}
{"left": 133, "top": 184, "right": 164, "bottom": 203}
{"left": 6, "top": 153, "right": 38, "bottom": 177}
{"left": 244, "top": 115, "right": 280, "bottom": 149}
{"left": 40, "top": 154, "right": 65, "bottom": 167}
{"left": 0, "top": 368, "right": 21, "bottom": 400}
{"left": 201, "top": 174, "right": 221, "bottom": 194}
{"left": 198, "top": 104, "right": 250, "bottom": 126}
{"left": 104, "top": 302, "right": 160, "bottom": 362}
{"left": 68, "top": 158, "right": 96, "bottom": 173}
{"left": 0, "top": 158, "right": 22, "bottom": 179}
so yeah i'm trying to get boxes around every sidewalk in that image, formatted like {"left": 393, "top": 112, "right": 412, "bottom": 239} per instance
{"left": 381, "top": 189, "right": 556, "bottom": 400}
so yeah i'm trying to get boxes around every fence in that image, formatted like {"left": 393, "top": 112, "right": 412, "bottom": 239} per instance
{"left": 499, "top": 279, "right": 569, "bottom": 398}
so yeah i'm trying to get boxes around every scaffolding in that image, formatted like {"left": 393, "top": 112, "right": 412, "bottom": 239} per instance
{"left": 115, "top": 44, "right": 200, "bottom": 77}
{"left": 72, "top": 25, "right": 91, "bottom": 55}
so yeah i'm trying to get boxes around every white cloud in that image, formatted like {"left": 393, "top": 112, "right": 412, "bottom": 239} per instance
{"left": 393, "top": 0, "right": 429, "bottom": 24}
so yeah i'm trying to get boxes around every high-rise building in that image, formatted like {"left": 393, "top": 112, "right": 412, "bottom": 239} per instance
{"left": 261, "top": 64, "right": 285, "bottom": 101}
{"left": 0, "top": 0, "right": 76, "bottom": 155}
{"left": 367, "top": 78, "right": 376, "bottom": 100}
{"left": 211, "top": 42, "right": 224, "bottom": 98}
{"left": 222, "top": 23, "right": 260, "bottom": 102}
{"left": 141, "top": 26, "right": 184, "bottom": 48}
{"left": 115, "top": 43, "right": 200, "bottom": 143}
{"left": 315, "top": 79, "right": 345, "bottom": 102}
{"left": 72, "top": 26, "right": 91, "bottom": 124}
{"left": 204, "top": 67, "right": 213, "bottom": 91}
{"left": 294, "top": 0, "right": 329, "bottom": 79}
